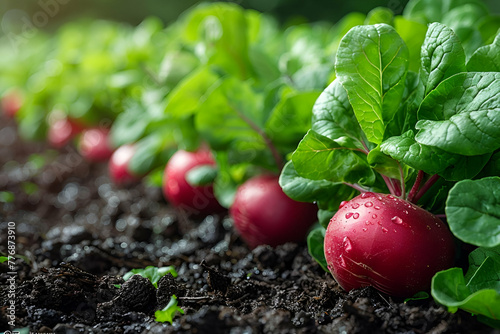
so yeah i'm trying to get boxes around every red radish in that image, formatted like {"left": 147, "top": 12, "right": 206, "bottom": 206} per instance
{"left": 162, "top": 149, "right": 223, "bottom": 215}
{"left": 108, "top": 144, "right": 139, "bottom": 185}
{"left": 230, "top": 174, "right": 318, "bottom": 249}
{"left": 324, "top": 192, "right": 455, "bottom": 297}
{"left": 48, "top": 117, "right": 83, "bottom": 148}
{"left": 78, "top": 127, "right": 114, "bottom": 162}
{"left": 1, "top": 90, "right": 22, "bottom": 118}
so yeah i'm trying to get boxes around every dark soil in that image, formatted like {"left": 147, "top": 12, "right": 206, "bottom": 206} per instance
{"left": 0, "top": 114, "right": 498, "bottom": 334}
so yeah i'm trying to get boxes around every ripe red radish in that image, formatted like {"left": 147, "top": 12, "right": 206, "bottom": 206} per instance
{"left": 162, "top": 149, "right": 223, "bottom": 215}
{"left": 1, "top": 90, "right": 22, "bottom": 118}
{"left": 48, "top": 117, "right": 83, "bottom": 148}
{"left": 109, "top": 144, "right": 139, "bottom": 185}
{"left": 324, "top": 192, "right": 455, "bottom": 297}
{"left": 230, "top": 174, "right": 318, "bottom": 249}
{"left": 78, "top": 127, "right": 114, "bottom": 162}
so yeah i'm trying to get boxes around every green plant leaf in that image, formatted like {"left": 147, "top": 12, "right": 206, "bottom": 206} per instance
{"left": 279, "top": 160, "right": 355, "bottom": 209}
{"left": 291, "top": 130, "right": 375, "bottom": 185}
{"left": 155, "top": 295, "right": 184, "bottom": 324}
{"left": 0, "top": 256, "right": 9, "bottom": 263}
{"left": 317, "top": 209, "right": 336, "bottom": 229}
{"left": 432, "top": 246, "right": 500, "bottom": 327}
{"left": 266, "top": 89, "right": 321, "bottom": 153}
{"left": 446, "top": 177, "right": 500, "bottom": 247}
{"left": 307, "top": 225, "right": 328, "bottom": 272}
{"left": 128, "top": 133, "right": 175, "bottom": 176}
{"left": 195, "top": 77, "right": 267, "bottom": 155}
{"left": 367, "top": 145, "right": 401, "bottom": 179}
{"left": 311, "top": 79, "right": 365, "bottom": 150}
{"left": 467, "top": 33, "right": 500, "bottom": 72}
{"left": 110, "top": 107, "right": 151, "bottom": 147}
{"left": 415, "top": 72, "right": 500, "bottom": 156}
{"left": 403, "top": 0, "right": 486, "bottom": 24}
{"left": 164, "top": 67, "right": 220, "bottom": 118}
{"left": 365, "top": 7, "right": 394, "bottom": 26}
{"left": 394, "top": 17, "right": 428, "bottom": 72}
{"left": 335, "top": 24, "right": 409, "bottom": 145}
{"left": 419, "top": 22, "right": 466, "bottom": 97}
{"left": 186, "top": 165, "right": 218, "bottom": 187}
{"left": 123, "top": 266, "right": 178, "bottom": 288}
{"left": 381, "top": 130, "right": 490, "bottom": 180}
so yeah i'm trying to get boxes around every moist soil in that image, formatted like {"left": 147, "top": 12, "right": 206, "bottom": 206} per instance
{"left": 0, "top": 115, "right": 498, "bottom": 334}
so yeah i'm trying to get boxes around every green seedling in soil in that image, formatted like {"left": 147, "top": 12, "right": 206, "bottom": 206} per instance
{"left": 123, "top": 265, "right": 178, "bottom": 288}
{"left": 280, "top": 1, "right": 500, "bottom": 325}
{"left": 155, "top": 295, "right": 184, "bottom": 324}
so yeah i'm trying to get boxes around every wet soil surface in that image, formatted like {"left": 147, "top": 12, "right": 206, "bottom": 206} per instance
{"left": 0, "top": 115, "right": 497, "bottom": 334}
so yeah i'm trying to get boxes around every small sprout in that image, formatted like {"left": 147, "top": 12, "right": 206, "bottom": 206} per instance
{"left": 0, "top": 191, "right": 15, "bottom": 203}
{"left": 404, "top": 291, "right": 429, "bottom": 303}
{"left": 155, "top": 295, "right": 184, "bottom": 324}
{"left": 113, "top": 284, "right": 121, "bottom": 289}
{"left": 123, "top": 266, "right": 178, "bottom": 288}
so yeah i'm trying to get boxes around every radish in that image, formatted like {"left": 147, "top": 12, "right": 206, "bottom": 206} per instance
{"left": 78, "top": 127, "right": 114, "bottom": 162}
{"left": 162, "top": 149, "right": 223, "bottom": 215}
{"left": 230, "top": 174, "right": 318, "bottom": 249}
{"left": 108, "top": 144, "right": 139, "bottom": 185}
{"left": 1, "top": 90, "right": 22, "bottom": 118}
{"left": 324, "top": 192, "right": 455, "bottom": 297}
{"left": 48, "top": 117, "right": 83, "bottom": 148}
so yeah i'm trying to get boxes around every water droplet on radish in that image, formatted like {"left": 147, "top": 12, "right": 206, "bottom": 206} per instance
{"left": 352, "top": 203, "right": 360, "bottom": 209}
{"left": 343, "top": 236, "right": 353, "bottom": 252}
{"left": 339, "top": 255, "right": 347, "bottom": 268}
{"left": 382, "top": 227, "right": 388, "bottom": 233}
{"left": 353, "top": 213, "right": 359, "bottom": 219}
{"left": 339, "top": 201, "right": 348, "bottom": 209}
{"left": 374, "top": 205, "right": 380, "bottom": 210}
{"left": 391, "top": 216, "right": 403, "bottom": 225}
{"left": 365, "top": 201, "right": 373, "bottom": 207}
{"left": 361, "top": 192, "right": 374, "bottom": 198}
{"left": 345, "top": 212, "right": 353, "bottom": 219}
{"left": 377, "top": 221, "right": 382, "bottom": 226}
{"left": 403, "top": 210, "right": 409, "bottom": 215}
{"left": 372, "top": 214, "right": 377, "bottom": 219}
{"left": 387, "top": 195, "right": 394, "bottom": 199}
{"left": 362, "top": 228, "right": 367, "bottom": 232}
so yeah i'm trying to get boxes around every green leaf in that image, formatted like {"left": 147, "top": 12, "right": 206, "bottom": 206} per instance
{"left": 367, "top": 145, "right": 401, "bottom": 179}
{"left": 129, "top": 133, "right": 175, "bottom": 176}
{"left": 419, "top": 22, "right": 466, "bottom": 97}
{"left": 415, "top": 72, "right": 500, "bottom": 156}
{"left": 0, "top": 256, "right": 9, "bottom": 263}
{"left": 279, "top": 160, "right": 355, "bottom": 208}
{"left": 307, "top": 225, "right": 328, "bottom": 272}
{"left": 195, "top": 77, "right": 266, "bottom": 153}
{"left": 335, "top": 24, "right": 409, "bottom": 145}
{"left": 381, "top": 131, "right": 490, "bottom": 180}
{"left": 446, "top": 177, "right": 500, "bottom": 247}
{"left": 311, "top": 79, "right": 365, "bottom": 150}
{"left": 266, "top": 89, "right": 321, "bottom": 153}
{"left": 164, "top": 67, "right": 220, "bottom": 118}
{"left": 186, "top": 165, "right": 218, "bottom": 187}
{"left": 291, "top": 130, "right": 375, "bottom": 185}
{"left": 403, "top": 0, "right": 486, "bottom": 24}
{"left": 123, "top": 266, "right": 178, "bottom": 288}
{"left": 212, "top": 152, "right": 240, "bottom": 208}
{"left": 110, "top": 107, "right": 151, "bottom": 147}
{"left": 155, "top": 295, "right": 184, "bottom": 324}
{"left": 432, "top": 246, "right": 500, "bottom": 327}
{"left": 467, "top": 33, "right": 500, "bottom": 72}
{"left": 365, "top": 7, "right": 394, "bottom": 26}
{"left": 317, "top": 209, "right": 336, "bottom": 229}
{"left": 394, "top": 17, "right": 428, "bottom": 72}
{"left": 404, "top": 291, "right": 430, "bottom": 303}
